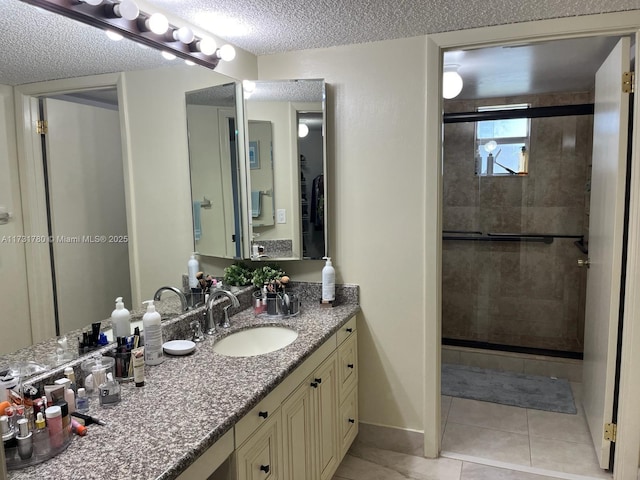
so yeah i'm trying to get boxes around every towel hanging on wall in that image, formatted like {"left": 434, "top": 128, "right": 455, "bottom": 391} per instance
{"left": 251, "top": 191, "right": 261, "bottom": 218}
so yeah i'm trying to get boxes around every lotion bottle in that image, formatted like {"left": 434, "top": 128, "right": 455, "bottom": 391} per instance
{"left": 142, "top": 300, "right": 164, "bottom": 366}
{"left": 111, "top": 297, "right": 131, "bottom": 339}
{"left": 188, "top": 253, "right": 199, "bottom": 289}
{"left": 322, "top": 257, "right": 336, "bottom": 302}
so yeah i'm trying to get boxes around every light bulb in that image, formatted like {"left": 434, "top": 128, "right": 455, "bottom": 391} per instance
{"left": 196, "top": 37, "right": 217, "bottom": 56}
{"left": 113, "top": 0, "right": 139, "bottom": 21}
{"left": 442, "top": 65, "right": 463, "bottom": 99}
{"left": 174, "top": 27, "right": 194, "bottom": 44}
{"left": 298, "top": 124, "right": 309, "bottom": 138}
{"left": 162, "top": 51, "right": 176, "bottom": 60}
{"left": 105, "top": 30, "right": 123, "bottom": 41}
{"left": 242, "top": 80, "right": 256, "bottom": 93}
{"left": 217, "top": 44, "right": 236, "bottom": 62}
{"left": 81, "top": 0, "right": 103, "bottom": 5}
{"left": 184, "top": 60, "right": 196, "bottom": 66}
{"left": 147, "top": 13, "right": 169, "bottom": 35}
{"left": 484, "top": 140, "right": 498, "bottom": 153}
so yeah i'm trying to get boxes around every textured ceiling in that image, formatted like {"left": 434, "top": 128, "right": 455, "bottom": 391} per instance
{"left": 3, "top": 0, "right": 640, "bottom": 93}
{"left": 147, "top": 0, "right": 640, "bottom": 56}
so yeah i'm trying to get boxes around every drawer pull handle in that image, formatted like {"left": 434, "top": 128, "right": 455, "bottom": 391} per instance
{"left": 314, "top": 378, "right": 322, "bottom": 384}
{"left": 310, "top": 382, "right": 318, "bottom": 388}
{"left": 347, "top": 363, "right": 354, "bottom": 369}
{"left": 348, "top": 418, "right": 355, "bottom": 424}
{"left": 260, "top": 465, "right": 270, "bottom": 473}
{"left": 346, "top": 328, "right": 353, "bottom": 333}
{"left": 258, "top": 411, "right": 268, "bottom": 419}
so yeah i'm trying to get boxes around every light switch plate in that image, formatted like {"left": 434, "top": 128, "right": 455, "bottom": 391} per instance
{"left": 277, "top": 209, "right": 286, "bottom": 224}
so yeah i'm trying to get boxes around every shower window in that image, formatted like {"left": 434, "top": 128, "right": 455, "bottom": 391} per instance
{"left": 476, "top": 104, "right": 530, "bottom": 175}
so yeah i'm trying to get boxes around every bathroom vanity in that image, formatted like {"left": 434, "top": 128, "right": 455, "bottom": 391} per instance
{"left": 4, "top": 287, "right": 359, "bottom": 480}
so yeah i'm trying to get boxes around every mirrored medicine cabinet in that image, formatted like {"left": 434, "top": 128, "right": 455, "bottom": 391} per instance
{"left": 185, "top": 79, "right": 328, "bottom": 262}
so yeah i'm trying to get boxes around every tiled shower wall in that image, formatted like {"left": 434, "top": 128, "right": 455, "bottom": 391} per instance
{"left": 442, "top": 92, "right": 593, "bottom": 353}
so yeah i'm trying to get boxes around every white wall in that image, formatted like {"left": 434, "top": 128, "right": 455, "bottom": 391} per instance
{"left": 121, "top": 63, "right": 257, "bottom": 305}
{"left": 0, "top": 84, "right": 31, "bottom": 354}
{"left": 257, "top": 36, "right": 428, "bottom": 431}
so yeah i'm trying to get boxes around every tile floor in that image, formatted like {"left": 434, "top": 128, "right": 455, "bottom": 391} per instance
{"left": 333, "top": 383, "right": 613, "bottom": 480}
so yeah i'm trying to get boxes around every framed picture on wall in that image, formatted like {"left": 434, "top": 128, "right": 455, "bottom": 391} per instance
{"left": 249, "top": 141, "right": 260, "bottom": 169}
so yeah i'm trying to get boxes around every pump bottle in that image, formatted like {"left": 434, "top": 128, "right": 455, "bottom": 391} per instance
{"left": 188, "top": 253, "right": 199, "bottom": 289}
{"left": 111, "top": 297, "right": 131, "bottom": 339}
{"left": 322, "top": 257, "right": 336, "bottom": 302}
{"left": 142, "top": 300, "right": 164, "bottom": 365}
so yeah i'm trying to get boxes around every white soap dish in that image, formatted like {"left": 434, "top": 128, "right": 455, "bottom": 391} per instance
{"left": 162, "top": 340, "right": 196, "bottom": 356}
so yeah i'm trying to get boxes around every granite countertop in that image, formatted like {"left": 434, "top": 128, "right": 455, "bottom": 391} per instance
{"left": 7, "top": 292, "right": 360, "bottom": 480}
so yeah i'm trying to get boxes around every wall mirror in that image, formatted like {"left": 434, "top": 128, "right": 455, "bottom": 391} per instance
{"left": 186, "top": 83, "right": 246, "bottom": 259}
{"left": 244, "top": 79, "right": 327, "bottom": 260}
{"left": 0, "top": 1, "right": 236, "bottom": 361}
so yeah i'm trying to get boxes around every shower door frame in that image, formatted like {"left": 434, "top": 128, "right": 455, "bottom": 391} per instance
{"left": 425, "top": 12, "right": 640, "bottom": 479}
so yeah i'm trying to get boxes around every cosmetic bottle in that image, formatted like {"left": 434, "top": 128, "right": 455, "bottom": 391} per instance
{"left": 56, "top": 401, "right": 70, "bottom": 440}
{"left": 111, "top": 297, "right": 131, "bottom": 339}
{"left": 55, "top": 378, "right": 76, "bottom": 414}
{"left": 45, "top": 405, "right": 63, "bottom": 449}
{"left": 64, "top": 366, "right": 77, "bottom": 392}
{"left": 142, "top": 300, "right": 164, "bottom": 366}
{"left": 16, "top": 418, "right": 33, "bottom": 460}
{"left": 33, "top": 412, "right": 50, "bottom": 455}
{"left": 75, "top": 388, "right": 89, "bottom": 413}
{"left": 1, "top": 414, "right": 16, "bottom": 449}
{"left": 321, "top": 257, "right": 336, "bottom": 302}
{"left": 188, "top": 253, "right": 199, "bottom": 289}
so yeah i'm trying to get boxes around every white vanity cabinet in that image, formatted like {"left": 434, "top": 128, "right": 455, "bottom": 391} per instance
{"left": 234, "top": 315, "right": 358, "bottom": 480}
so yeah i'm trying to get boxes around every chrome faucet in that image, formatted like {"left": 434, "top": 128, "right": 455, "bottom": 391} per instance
{"left": 205, "top": 288, "right": 240, "bottom": 335}
{"left": 153, "top": 286, "right": 189, "bottom": 312}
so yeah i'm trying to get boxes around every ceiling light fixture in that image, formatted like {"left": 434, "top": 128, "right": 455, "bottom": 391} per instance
{"left": 21, "top": 0, "right": 237, "bottom": 69}
{"left": 443, "top": 64, "right": 463, "bottom": 99}
{"left": 298, "top": 124, "right": 309, "bottom": 138}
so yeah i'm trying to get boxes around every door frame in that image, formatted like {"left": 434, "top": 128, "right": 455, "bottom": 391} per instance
{"left": 424, "top": 11, "right": 640, "bottom": 479}
{"left": 14, "top": 73, "right": 136, "bottom": 344}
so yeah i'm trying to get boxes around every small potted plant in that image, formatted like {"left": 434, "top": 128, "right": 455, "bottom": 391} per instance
{"left": 252, "top": 263, "right": 287, "bottom": 290}
{"left": 223, "top": 262, "right": 254, "bottom": 291}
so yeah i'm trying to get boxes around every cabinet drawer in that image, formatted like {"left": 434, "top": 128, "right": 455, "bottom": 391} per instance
{"left": 339, "top": 385, "right": 358, "bottom": 459}
{"left": 337, "top": 331, "right": 357, "bottom": 403}
{"left": 336, "top": 316, "right": 357, "bottom": 345}
{"left": 235, "top": 409, "right": 282, "bottom": 480}
{"left": 236, "top": 391, "right": 284, "bottom": 448}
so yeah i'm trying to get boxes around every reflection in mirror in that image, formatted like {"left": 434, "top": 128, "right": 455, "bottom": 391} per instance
{"left": 248, "top": 120, "right": 275, "bottom": 228}
{"left": 245, "top": 79, "right": 327, "bottom": 260}
{"left": 186, "top": 83, "right": 244, "bottom": 259}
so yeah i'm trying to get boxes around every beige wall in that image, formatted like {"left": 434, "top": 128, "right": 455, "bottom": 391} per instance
{"left": 257, "top": 37, "right": 428, "bottom": 431}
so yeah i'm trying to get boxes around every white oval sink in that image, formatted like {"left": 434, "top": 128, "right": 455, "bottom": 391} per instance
{"left": 213, "top": 326, "right": 298, "bottom": 357}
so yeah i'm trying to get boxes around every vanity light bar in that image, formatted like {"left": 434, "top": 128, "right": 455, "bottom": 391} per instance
{"left": 20, "top": 0, "right": 226, "bottom": 70}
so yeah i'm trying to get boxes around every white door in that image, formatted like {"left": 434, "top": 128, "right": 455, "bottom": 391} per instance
{"left": 43, "top": 97, "right": 131, "bottom": 334}
{"left": 582, "top": 37, "right": 630, "bottom": 470}
{"left": 0, "top": 85, "right": 31, "bottom": 354}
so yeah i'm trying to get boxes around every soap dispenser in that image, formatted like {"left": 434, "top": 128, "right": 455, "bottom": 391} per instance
{"left": 111, "top": 297, "right": 131, "bottom": 339}
{"left": 142, "top": 300, "right": 164, "bottom": 366}
{"left": 188, "top": 253, "right": 199, "bottom": 289}
{"left": 322, "top": 257, "right": 336, "bottom": 303}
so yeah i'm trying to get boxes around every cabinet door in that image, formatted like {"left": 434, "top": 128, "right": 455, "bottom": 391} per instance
{"left": 311, "top": 352, "right": 339, "bottom": 480}
{"left": 282, "top": 381, "right": 315, "bottom": 480}
{"left": 235, "top": 409, "right": 282, "bottom": 480}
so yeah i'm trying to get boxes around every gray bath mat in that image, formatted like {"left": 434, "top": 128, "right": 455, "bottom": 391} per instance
{"left": 442, "top": 363, "right": 577, "bottom": 414}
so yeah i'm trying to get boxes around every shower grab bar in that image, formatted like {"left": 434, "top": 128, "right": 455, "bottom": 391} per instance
{"left": 442, "top": 230, "right": 483, "bottom": 235}
{"left": 442, "top": 232, "right": 585, "bottom": 248}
